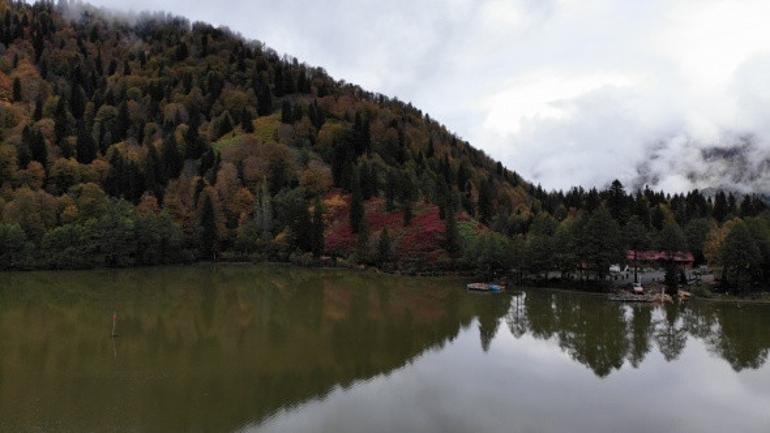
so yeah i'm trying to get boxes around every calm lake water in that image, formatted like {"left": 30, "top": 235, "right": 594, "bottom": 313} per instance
{"left": 1, "top": 264, "right": 769, "bottom": 433}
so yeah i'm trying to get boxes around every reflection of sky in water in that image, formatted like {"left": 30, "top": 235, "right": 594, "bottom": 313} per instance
{"left": 251, "top": 312, "right": 770, "bottom": 433}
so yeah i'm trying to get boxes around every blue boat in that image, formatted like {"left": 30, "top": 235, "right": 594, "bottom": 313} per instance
{"left": 466, "top": 283, "right": 505, "bottom": 293}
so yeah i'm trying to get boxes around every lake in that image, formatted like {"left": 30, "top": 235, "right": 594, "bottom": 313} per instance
{"left": 1, "top": 264, "right": 768, "bottom": 433}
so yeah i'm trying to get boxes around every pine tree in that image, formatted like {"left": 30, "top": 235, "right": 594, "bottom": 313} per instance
{"left": 331, "top": 134, "right": 354, "bottom": 189}
{"left": 29, "top": 127, "right": 47, "bottom": 168}
{"left": 193, "top": 178, "right": 206, "bottom": 207}
{"left": 146, "top": 143, "right": 166, "bottom": 198}
{"left": 478, "top": 177, "right": 494, "bottom": 225}
{"left": 311, "top": 198, "right": 325, "bottom": 258}
{"left": 376, "top": 228, "right": 392, "bottom": 265}
{"left": 240, "top": 108, "right": 254, "bottom": 132}
{"left": 727, "top": 193, "right": 737, "bottom": 216}
{"left": 114, "top": 101, "right": 130, "bottom": 140}
{"left": 356, "top": 216, "right": 369, "bottom": 264}
{"left": 400, "top": 174, "right": 415, "bottom": 226}
{"left": 53, "top": 97, "right": 69, "bottom": 146}
{"left": 721, "top": 221, "right": 760, "bottom": 290}
{"left": 281, "top": 100, "right": 293, "bottom": 124}
{"left": 33, "top": 97, "right": 43, "bottom": 121}
{"left": 739, "top": 195, "right": 753, "bottom": 217}
{"left": 70, "top": 84, "right": 85, "bottom": 119}
{"left": 625, "top": 216, "right": 649, "bottom": 283}
{"left": 185, "top": 106, "right": 205, "bottom": 159}
{"left": 657, "top": 222, "right": 687, "bottom": 295}
{"left": 199, "top": 193, "right": 218, "bottom": 260}
{"left": 353, "top": 111, "right": 370, "bottom": 155}
{"left": 255, "top": 78, "right": 272, "bottom": 116}
{"left": 216, "top": 112, "right": 233, "bottom": 138}
{"left": 308, "top": 99, "right": 325, "bottom": 129}
{"left": 12, "top": 77, "right": 21, "bottom": 102}
{"left": 443, "top": 194, "right": 461, "bottom": 259}
{"left": 16, "top": 127, "right": 32, "bottom": 169}
{"left": 161, "top": 135, "right": 183, "bottom": 180}
{"left": 260, "top": 181, "right": 274, "bottom": 239}
{"left": 105, "top": 151, "right": 126, "bottom": 197}
{"left": 350, "top": 167, "right": 364, "bottom": 233}
{"left": 289, "top": 197, "right": 313, "bottom": 252}
{"left": 175, "top": 42, "right": 189, "bottom": 61}
{"left": 385, "top": 169, "right": 397, "bottom": 212}
{"left": 607, "top": 179, "right": 628, "bottom": 224}
{"left": 713, "top": 191, "right": 728, "bottom": 223}
{"left": 75, "top": 120, "right": 96, "bottom": 164}
{"left": 359, "top": 160, "right": 379, "bottom": 199}
{"left": 426, "top": 137, "right": 435, "bottom": 159}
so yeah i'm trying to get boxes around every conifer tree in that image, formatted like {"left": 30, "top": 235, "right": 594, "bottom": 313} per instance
{"left": 216, "top": 112, "right": 233, "bottom": 138}
{"left": 75, "top": 120, "right": 96, "bottom": 164}
{"left": 625, "top": 216, "right": 649, "bottom": 283}
{"left": 377, "top": 228, "right": 392, "bottom": 265}
{"left": 240, "top": 108, "right": 254, "bottom": 132}
{"left": 12, "top": 77, "right": 21, "bottom": 102}
{"left": 185, "top": 106, "right": 205, "bottom": 159}
{"left": 29, "top": 127, "right": 47, "bottom": 168}
{"left": 161, "top": 135, "right": 182, "bottom": 180}
{"left": 400, "top": 174, "right": 415, "bottom": 226}
{"left": 105, "top": 151, "right": 125, "bottom": 197}
{"left": 70, "top": 84, "right": 85, "bottom": 119}
{"left": 33, "top": 97, "right": 43, "bottom": 121}
{"left": 281, "top": 100, "right": 293, "bottom": 123}
{"left": 308, "top": 99, "right": 325, "bottom": 129}
{"left": 259, "top": 180, "right": 273, "bottom": 240}
{"left": 16, "top": 129, "right": 32, "bottom": 170}
{"left": 114, "top": 101, "right": 130, "bottom": 140}
{"left": 311, "top": 198, "right": 325, "bottom": 258}
{"left": 175, "top": 42, "right": 189, "bottom": 61}
{"left": 713, "top": 191, "right": 728, "bottom": 223}
{"left": 199, "top": 193, "right": 218, "bottom": 260}
{"left": 444, "top": 194, "right": 461, "bottom": 259}
{"left": 385, "top": 169, "right": 397, "bottom": 212}
{"left": 145, "top": 143, "right": 165, "bottom": 198}
{"left": 53, "top": 97, "right": 69, "bottom": 146}
{"left": 426, "top": 137, "right": 435, "bottom": 159}
{"left": 255, "top": 78, "right": 272, "bottom": 116}
{"left": 727, "top": 193, "right": 737, "bottom": 216}
{"left": 356, "top": 216, "right": 369, "bottom": 263}
{"left": 607, "top": 179, "right": 628, "bottom": 224}
{"left": 289, "top": 197, "right": 313, "bottom": 252}
{"left": 478, "top": 177, "right": 494, "bottom": 225}
{"left": 350, "top": 167, "right": 364, "bottom": 233}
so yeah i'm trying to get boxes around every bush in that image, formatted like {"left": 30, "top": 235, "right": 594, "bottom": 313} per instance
{"left": 0, "top": 224, "right": 32, "bottom": 270}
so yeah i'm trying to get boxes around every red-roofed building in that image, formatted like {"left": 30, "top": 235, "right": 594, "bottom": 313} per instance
{"left": 626, "top": 250, "right": 695, "bottom": 268}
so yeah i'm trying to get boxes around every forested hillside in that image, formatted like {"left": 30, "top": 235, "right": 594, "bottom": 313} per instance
{"left": 1, "top": 1, "right": 769, "bottom": 292}
{"left": 0, "top": 0, "right": 528, "bottom": 269}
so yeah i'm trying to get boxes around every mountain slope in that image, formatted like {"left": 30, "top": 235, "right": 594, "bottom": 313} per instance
{"left": 0, "top": 1, "right": 530, "bottom": 269}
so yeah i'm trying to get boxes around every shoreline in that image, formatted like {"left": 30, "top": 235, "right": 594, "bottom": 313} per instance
{"left": 6, "top": 260, "right": 770, "bottom": 305}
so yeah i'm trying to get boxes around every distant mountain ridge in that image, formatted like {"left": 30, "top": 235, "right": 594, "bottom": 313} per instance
{"left": 633, "top": 133, "right": 770, "bottom": 195}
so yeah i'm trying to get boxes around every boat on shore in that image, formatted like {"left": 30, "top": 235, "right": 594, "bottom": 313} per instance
{"left": 466, "top": 283, "right": 505, "bottom": 293}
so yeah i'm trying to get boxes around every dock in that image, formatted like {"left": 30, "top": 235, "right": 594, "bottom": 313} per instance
{"left": 608, "top": 293, "right": 652, "bottom": 303}
{"left": 609, "top": 291, "right": 674, "bottom": 304}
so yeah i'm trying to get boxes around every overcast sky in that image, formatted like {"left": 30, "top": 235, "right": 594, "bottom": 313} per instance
{"left": 84, "top": 0, "right": 770, "bottom": 193}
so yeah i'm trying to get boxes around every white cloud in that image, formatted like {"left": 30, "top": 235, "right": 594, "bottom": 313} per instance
{"left": 84, "top": 0, "right": 770, "bottom": 192}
